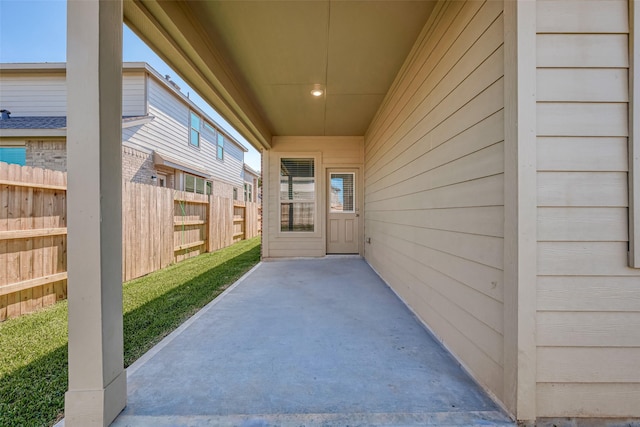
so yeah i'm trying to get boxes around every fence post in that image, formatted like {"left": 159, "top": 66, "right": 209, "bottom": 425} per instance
{"left": 207, "top": 195, "right": 213, "bottom": 253}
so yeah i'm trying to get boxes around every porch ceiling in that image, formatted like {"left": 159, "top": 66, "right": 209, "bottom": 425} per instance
{"left": 124, "top": 0, "right": 437, "bottom": 150}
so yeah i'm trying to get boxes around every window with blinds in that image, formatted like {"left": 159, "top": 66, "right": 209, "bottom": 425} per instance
{"left": 184, "top": 173, "right": 211, "bottom": 195}
{"left": 280, "top": 158, "right": 315, "bottom": 232}
{"left": 329, "top": 173, "right": 355, "bottom": 213}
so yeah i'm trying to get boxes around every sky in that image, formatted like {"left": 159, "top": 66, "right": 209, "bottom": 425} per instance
{"left": 0, "top": 0, "right": 262, "bottom": 172}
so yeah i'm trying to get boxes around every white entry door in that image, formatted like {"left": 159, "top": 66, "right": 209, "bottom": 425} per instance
{"left": 327, "top": 170, "right": 359, "bottom": 254}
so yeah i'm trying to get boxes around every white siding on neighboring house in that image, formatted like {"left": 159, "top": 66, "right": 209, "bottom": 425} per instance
{"left": 122, "top": 75, "right": 244, "bottom": 188}
{"left": 363, "top": 0, "right": 506, "bottom": 402}
{"left": 0, "top": 73, "right": 66, "bottom": 116}
{"left": 535, "top": 0, "right": 640, "bottom": 417}
{"left": 122, "top": 72, "right": 146, "bottom": 117}
{"left": 210, "top": 129, "right": 245, "bottom": 187}
{"left": 0, "top": 72, "right": 146, "bottom": 117}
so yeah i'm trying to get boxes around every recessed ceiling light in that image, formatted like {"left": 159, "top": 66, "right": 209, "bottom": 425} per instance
{"left": 310, "top": 84, "right": 324, "bottom": 97}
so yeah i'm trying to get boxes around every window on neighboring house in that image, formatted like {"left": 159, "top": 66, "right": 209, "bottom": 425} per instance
{"left": 280, "top": 158, "right": 315, "bottom": 232}
{"left": 0, "top": 146, "right": 26, "bottom": 166}
{"left": 183, "top": 173, "right": 210, "bottom": 195}
{"left": 244, "top": 183, "right": 253, "bottom": 202}
{"left": 189, "top": 112, "right": 200, "bottom": 148}
{"left": 216, "top": 133, "right": 224, "bottom": 160}
{"left": 204, "top": 122, "right": 215, "bottom": 133}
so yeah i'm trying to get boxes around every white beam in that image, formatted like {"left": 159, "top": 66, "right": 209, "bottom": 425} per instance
{"left": 65, "top": 0, "right": 126, "bottom": 425}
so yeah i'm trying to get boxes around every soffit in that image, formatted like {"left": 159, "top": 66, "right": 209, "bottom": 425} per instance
{"left": 186, "top": 1, "right": 436, "bottom": 137}
{"left": 124, "top": 1, "right": 436, "bottom": 145}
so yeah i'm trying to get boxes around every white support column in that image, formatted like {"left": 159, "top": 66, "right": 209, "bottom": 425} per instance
{"left": 65, "top": 1, "right": 126, "bottom": 426}
{"left": 503, "top": 0, "right": 538, "bottom": 422}
{"left": 261, "top": 147, "right": 269, "bottom": 258}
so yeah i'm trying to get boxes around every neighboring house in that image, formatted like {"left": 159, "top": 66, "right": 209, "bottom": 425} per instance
{"left": 62, "top": 1, "right": 640, "bottom": 425}
{"left": 0, "top": 62, "right": 251, "bottom": 197}
{"left": 242, "top": 164, "right": 260, "bottom": 203}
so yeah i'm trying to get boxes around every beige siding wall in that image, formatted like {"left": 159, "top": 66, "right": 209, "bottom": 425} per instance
{"left": 264, "top": 136, "right": 363, "bottom": 258}
{"left": 363, "top": 0, "right": 506, "bottom": 401}
{"left": 535, "top": 0, "right": 640, "bottom": 417}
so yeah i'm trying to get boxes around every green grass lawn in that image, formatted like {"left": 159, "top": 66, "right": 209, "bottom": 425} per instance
{"left": 0, "top": 237, "right": 261, "bottom": 427}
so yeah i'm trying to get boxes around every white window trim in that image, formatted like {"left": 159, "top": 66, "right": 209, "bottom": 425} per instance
{"left": 630, "top": 1, "right": 640, "bottom": 267}
{"left": 277, "top": 153, "right": 321, "bottom": 237}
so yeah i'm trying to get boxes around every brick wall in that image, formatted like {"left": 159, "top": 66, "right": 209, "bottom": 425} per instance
{"left": 24, "top": 141, "right": 160, "bottom": 186}
{"left": 122, "top": 145, "right": 156, "bottom": 185}
{"left": 212, "top": 178, "right": 234, "bottom": 199}
{"left": 26, "top": 140, "right": 66, "bottom": 172}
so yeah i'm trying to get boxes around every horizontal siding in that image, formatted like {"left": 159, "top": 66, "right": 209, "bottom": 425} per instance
{"left": 122, "top": 73, "right": 146, "bottom": 116}
{"left": 0, "top": 72, "right": 147, "bottom": 117}
{"left": 364, "top": 0, "right": 505, "bottom": 401}
{"left": 537, "top": 312, "right": 640, "bottom": 347}
{"left": 537, "top": 137, "right": 628, "bottom": 171}
{"left": 0, "top": 74, "right": 66, "bottom": 116}
{"left": 538, "top": 242, "right": 637, "bottom": 276}
{"left": 367, "top": 205, "right": 504, "bottom": 238}
{"left": 537, "top": 172, "right": 628, "bottom": 207}
{"left": 536, "top": 0, "right": 629, "bottom": 34}
{"left": 536, "top": 383, "right": 640, "bottom": 417}
{"left": 537, "top": 68, "right": 628, "bottom": 103}
{"left": 537, "top": 103, "right": 628, "bottom": 137}
{"left": 124, "top": 76, "right": 244, "bottom": 187}
{"left": 535, "top": 0, "right": 640, "bottom": 418}
{"left": 537, "top": 347, "right": 640, "bottom": 383}
{"left": 537, "top": 34, "right": 629, "bottom": 68}
{"left": 538, "top": 207, "right": 628, "bottom": 241}
{"left": 538, "top": 276, "right": 640, "bottom": 312}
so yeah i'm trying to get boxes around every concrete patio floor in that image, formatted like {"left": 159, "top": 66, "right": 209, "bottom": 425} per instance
{"left": 111, "top": 257, "right": 515, "bottom": 427}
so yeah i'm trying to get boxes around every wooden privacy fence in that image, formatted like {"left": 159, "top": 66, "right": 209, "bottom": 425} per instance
{"left": 122, "top": 182, "right": 261, "bottom": 281}
{"left": 1, "top": 163, "right": 261, "bottom": 321}
{"left": 0, "top": 163, "right": 68, "bottom": 321}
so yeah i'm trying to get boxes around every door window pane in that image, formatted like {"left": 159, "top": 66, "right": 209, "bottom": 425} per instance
{"left": 330, "top": 173, "right": 355, "bottom": 213}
